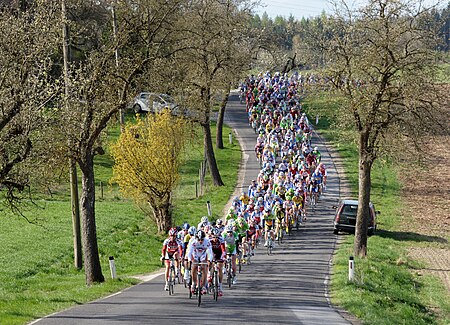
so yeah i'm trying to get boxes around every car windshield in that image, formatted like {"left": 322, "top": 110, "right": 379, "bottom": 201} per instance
{"left": 341, "top": 205, "right": 358, "bottom": 217}
{"left": 159, "top": 94, "right": 174, "bottom": 103}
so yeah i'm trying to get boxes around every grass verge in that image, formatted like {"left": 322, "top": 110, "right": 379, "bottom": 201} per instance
{"left": 304, "top": 93, "right": 450, "bottom": 325}
{"left": 0, "top": 119, "right": 240, "bottom": 325}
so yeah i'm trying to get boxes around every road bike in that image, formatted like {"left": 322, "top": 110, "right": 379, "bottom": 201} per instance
{"left": 225, "top": 253, "right": 234, "bottom": 288}
{"left": 266, "top": 229, "right": 275, "bottom": 255}
{"left": 309, "top": 184, "right": 318, "bottom": 209}
{"left": 209, "top": 260, "right": 220, "bottom": 301}
{"left": 275, "top": 219, "right": 284, "bottom": 245}
{"left": 165, "top": 257, "right": 177, "bottom": 296}
{"left": 190, "top": 258, "right": 208, "bottom": 307}
{"left": 236, "top": 244, "right": 243, "bottom": 273}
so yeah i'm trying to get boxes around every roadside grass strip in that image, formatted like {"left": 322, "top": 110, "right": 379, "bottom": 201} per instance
{"left": 304, "top": 93, "right": 450, "bottom": 325}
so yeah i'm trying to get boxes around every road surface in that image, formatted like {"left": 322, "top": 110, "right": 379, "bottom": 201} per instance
{"left": 32, "top": 94, "right": 353, "bottom": 325}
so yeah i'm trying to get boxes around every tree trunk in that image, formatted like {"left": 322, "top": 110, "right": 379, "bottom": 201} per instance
{"left": 202, "top": 121, "right": 224, "bottom": 186}
{"left": 216, "top": 85, "right": 231, "bottom": 149}
{"left": 354, "top": 133, "right": 373, "bottom": 258}
{"left": 155, "top": 202, "right": 172, "bottom": 233}
{"left": 80, "top": 153, "right": 105, "bottom": 285}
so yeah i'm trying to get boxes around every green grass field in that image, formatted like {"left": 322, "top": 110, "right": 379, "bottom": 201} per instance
{"left": 304, "top": 93, "right": 450, "bottom": 325}
{"left": 0, "top": 118, "right": 240, "bottom": 325}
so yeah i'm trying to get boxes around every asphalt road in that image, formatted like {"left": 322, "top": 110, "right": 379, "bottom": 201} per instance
{"left": 31, "top": 94, "right": 351, "bottom": 325}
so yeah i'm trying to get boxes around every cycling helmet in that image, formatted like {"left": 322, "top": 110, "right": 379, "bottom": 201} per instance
{"left": 211, "top": 228, "right": 221, "bottom": 237}
{"left": 225, "top": 225, "right": 233, "bottom": 233}
{"left": 276, "top": 201, "right": 281, "bottom": 206}
{"left": 314, "top": 147, "right": 318, "bottom": 151}
{"left": 201, "top": 216, "right": 209, "bottom": 223}
{"left": 216, "top": 219, "right": 223, "bottom": 226}
{"left": 168, "top": 228, "right": 177, "bottom": 236}
{"left": 183, "top": 222, "right": 190, "bottom": 230}
{"left": 188, "top": 226, "right": 197, "bottom": 236}
{"left": 196, "top": 230, "right": 206, "bottom": 240}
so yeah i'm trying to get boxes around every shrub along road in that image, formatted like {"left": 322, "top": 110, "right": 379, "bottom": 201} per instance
{"left": 31, "top": 94, "right": 355, "bottom": 325}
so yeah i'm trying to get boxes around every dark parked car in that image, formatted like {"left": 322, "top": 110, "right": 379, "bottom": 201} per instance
{"left": 332, "top": 199, "right": 379, "bottom": 236}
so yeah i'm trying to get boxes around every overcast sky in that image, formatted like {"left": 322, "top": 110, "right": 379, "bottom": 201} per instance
{"left": 254, "top": 0, "right": 444, "bottom": 20}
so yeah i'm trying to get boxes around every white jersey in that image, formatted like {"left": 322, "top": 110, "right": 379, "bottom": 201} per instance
{"left": 187, "top": 237, "right": 213, "bottom": 262}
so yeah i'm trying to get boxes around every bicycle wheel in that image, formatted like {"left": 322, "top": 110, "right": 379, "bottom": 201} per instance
{"left": 227, "top": 261, "right": 232, "bottom": 288}
{"left": 168, "top": 267, "right": 174, "bottom": 296}
{"left": 197, "top": 271, "right": 202, "bottom": 307}
{"left": 213, "top": 271, "right": 219, "bottom": 301}
{"left": 237, "top": 255, "right": 242, "bottom": 273}
{"left": 188, "top": 272, "right": 192, "bottom": 299}
{"left": 247, "top": 247, "right": 252, "bottom": 265}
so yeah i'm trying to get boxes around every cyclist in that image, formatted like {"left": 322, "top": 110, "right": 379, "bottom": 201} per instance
{"left": 273, "top": 201, "right": 285, "bottom": 240}
{"left": 246, "top": 218, "right": 259, "bottom": 252}
{"left": 235, "top": 216, "right": 249, "bottom": 260}
{"left": 197, "top": 216, "right": 210, "bottom": 230}
{"left": 312, "top": 146, "right": 321, "bottom": 163}
{"left": 186, "top": 230, "right": 212, "bottom": 295}
{"left": 215, "top": 218, "right": 225, "bottom": 233}
{"left": 318, "top": 162, "right": 328, "bottom": 191}
{"left": 208, "top": 228, "right": 226, "bottom": 296}
{"left": 284, "top": 195, "right": 296, "bottom": 232}
{"left": 161, "top": 228, "right": 183, "bottom": 291}
{"left": 239, "top": 191, "right": 250, "bottom": 209}
{"left": 222, "top": 224, "right": 238, "bottom": 284}
{"left": 183, "top": 226, "right": 196, "bottom": 282}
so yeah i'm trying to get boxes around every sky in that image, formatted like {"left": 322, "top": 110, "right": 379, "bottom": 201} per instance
{"left": 254, "top": 0, "right": 444, "bottom": 20}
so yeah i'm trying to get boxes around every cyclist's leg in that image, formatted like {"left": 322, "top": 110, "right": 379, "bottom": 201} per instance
{"left": 201, "top": 262, "right": 208, "bottom": 291}
{"left": 191, "top": 261, "right": 198, "bottom": 290}
{"left": 173, "top": 252, "right": 181, "bottom": 277}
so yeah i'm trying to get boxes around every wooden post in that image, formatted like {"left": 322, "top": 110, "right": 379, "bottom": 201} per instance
{"left": 62, "top": 0, "right": 82, "bottom": 270}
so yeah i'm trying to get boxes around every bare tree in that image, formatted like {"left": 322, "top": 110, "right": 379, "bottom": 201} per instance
{"left": 323, "top": 0, "right": 449, "bottom": 257}
{"left": 56, "top": 0, "right": 185, "bottom": 284}
{"left": 169, "top": 0, "right": 255, "bottom": 185}
{"left": 0, "top": 1, "right": 60, "bottom": 212}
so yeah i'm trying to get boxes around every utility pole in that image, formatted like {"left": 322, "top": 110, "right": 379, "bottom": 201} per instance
{"left": 111, "top": 2, "right": 125, "bottom": 128}
{"left": 62, "top": 0, "right": 82, "bottom": 270}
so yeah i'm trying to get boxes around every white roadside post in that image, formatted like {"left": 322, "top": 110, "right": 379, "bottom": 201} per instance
{"left": 206, "top": 201, "right": 212, "bottom": 218}
{"left": 349, "top": 256, "right": 355, "bottom": 282}
{"left": 229, "top": 132, "right": 233, "bottom": 144}
{"left": 109, "top": 256, "right": 117, "bottom": 279}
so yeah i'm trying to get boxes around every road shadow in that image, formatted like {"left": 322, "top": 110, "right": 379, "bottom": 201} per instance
{"left": 376, "top": 229, "right": 448, "bottom": 244}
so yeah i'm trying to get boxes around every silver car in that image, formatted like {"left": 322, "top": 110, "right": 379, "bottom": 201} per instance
{"left": 130, "top": 92, "right": 178, "bottom": 114}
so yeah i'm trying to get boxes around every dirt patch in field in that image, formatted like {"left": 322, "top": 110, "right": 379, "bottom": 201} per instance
{"left": 399, "top": 103, "right": 450, "bottom": 294}
{"left": 408, "top": 247, "right": 450, "bottom": 293}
